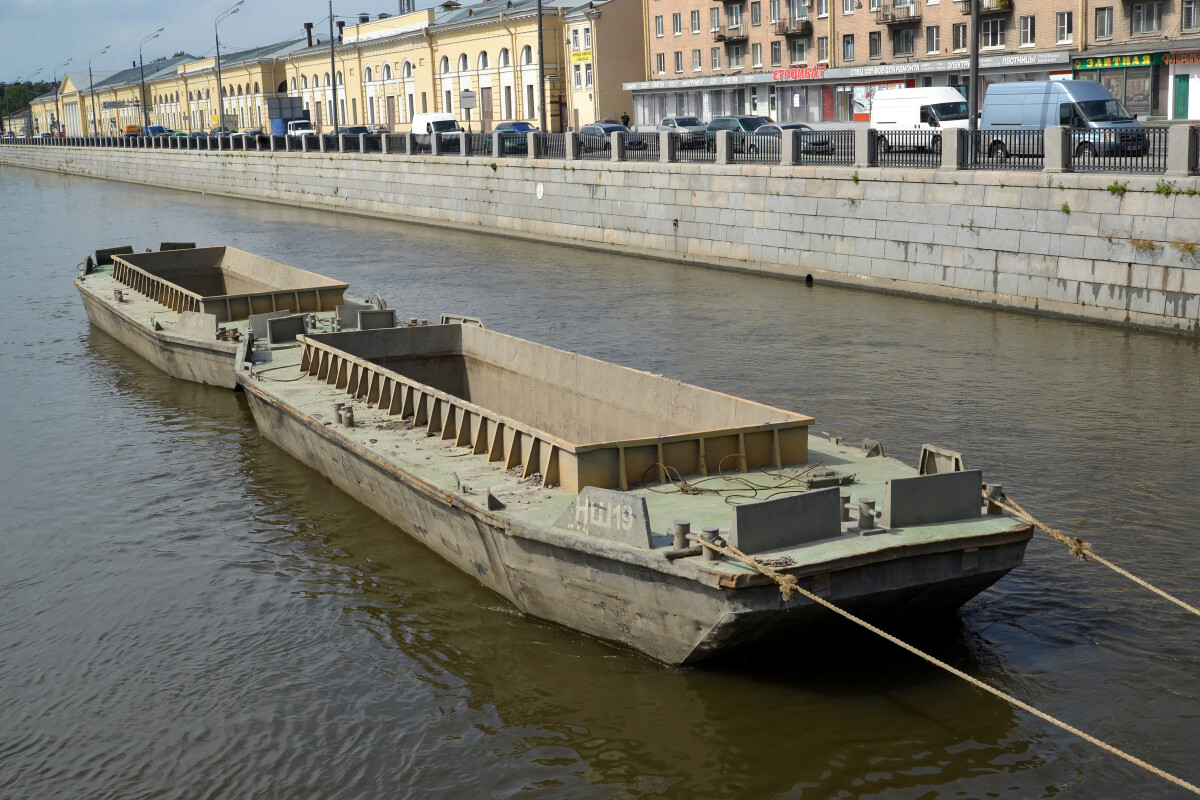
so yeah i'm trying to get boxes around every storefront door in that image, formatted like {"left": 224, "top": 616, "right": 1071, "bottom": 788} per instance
{"left": 1175, "top": 74, "right": 1190, "bottom": 119}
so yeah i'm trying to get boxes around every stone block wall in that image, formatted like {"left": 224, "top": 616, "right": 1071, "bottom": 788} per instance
{"left": 4, "top": 144, "right": 1199, "bottom": 334}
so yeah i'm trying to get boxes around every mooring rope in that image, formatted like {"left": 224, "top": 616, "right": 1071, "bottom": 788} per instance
{"left": 996, "top": 492, "right": 1200, "bottom": 620}
{"left": 695, "top": 536, "right": 1200, "bottom": 796}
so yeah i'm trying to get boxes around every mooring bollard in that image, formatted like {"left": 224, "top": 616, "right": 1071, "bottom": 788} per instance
{"left": 673, "top": 519, "right": 691, "bottom": 550}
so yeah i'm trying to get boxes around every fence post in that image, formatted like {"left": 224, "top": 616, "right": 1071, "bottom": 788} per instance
{"left": 610, "top": 131, "right": 626, "bottom": 162}
{"left": 941, "top": 127, "right": 965, "bottom": 170}
{"left": 380, "top": 134, "right": 390, "bottom": 154}
{"left": 525, "top": 131, "right": 538, "bottom": 158}
{"left": 1044, "top": 125, "right": 1069, "bottom": 173}
{"left": 301, "top": 135, "right": 310, "bottom": 153}
{"left": 780, "top": 129, "right": 797, "bottom": 166}
{"left": 1166, "top": 124, "right": 1195, "bottom": 176}
{"left": 660, "top": 131, "right": 676, "bottom": 163}
{"left": 854, "top": 128, "right": 873, "bottom": 168}
{"left": 431, "top": 130, "right": 441, "bottom": 156}
{"left": 715, "top": 130, "right": 732, "bottom": 165}
{"left": 404, "top": 133, "right": 415, "bottom": 154}
{"left": 564, "top": 131, "right": 579, "bottom": 160}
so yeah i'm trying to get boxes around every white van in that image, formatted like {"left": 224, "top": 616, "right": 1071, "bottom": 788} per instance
{"left": 410, "top": 112, "right": 462, "bottom": 152}
{"left": 980, "top": 80, "right": 1147, "bottom": 159}
{"left": 869, "top": 87, "right": 970, "bottom": 152}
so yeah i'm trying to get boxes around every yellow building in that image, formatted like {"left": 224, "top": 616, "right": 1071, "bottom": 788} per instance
{"left": 34, "top": 0, "right": 645, "bottom": 137}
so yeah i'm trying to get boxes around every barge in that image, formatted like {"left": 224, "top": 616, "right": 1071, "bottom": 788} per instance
{"left": 74, "top": 245, "right": 378, "bottom": 389}
{"left": 237, "top": 322, "right": 1033, "bottom": 665}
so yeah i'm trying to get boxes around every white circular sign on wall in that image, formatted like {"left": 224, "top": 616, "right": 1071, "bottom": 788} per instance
{"left": 536, "top": 183, "right": 544, "bottom": 200}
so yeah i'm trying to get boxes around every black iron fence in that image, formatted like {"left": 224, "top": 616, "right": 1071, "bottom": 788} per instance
{"left": 537, "top": 132, "right": 565, "bottom": 159}
{"left": 8, "top": 125, "right": 1195, "bottom": 176}
{"left": 623, "top": 133, "right": 659, "bottom": 162}
{"left": 969, "top": 130, "right": 1044, "bottom": 170}
{"left": 874, "top": 130, "right": 942, "bottom": 169}
{"left": 1068, "top": 126, "right": 1167, "bottom": 173}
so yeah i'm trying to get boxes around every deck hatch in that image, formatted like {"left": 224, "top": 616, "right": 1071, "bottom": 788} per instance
{"left": 298, "top": 326, "right": 814, "bottom": 493}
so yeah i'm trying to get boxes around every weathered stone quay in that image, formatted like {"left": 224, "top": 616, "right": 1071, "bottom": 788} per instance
{"left": 5, "top": 143, "right": 1199, "bottom": 334}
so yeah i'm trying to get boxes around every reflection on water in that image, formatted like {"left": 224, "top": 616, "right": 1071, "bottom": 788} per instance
{"left": 2, "top": 165, "right": 1198, "bottom": 799}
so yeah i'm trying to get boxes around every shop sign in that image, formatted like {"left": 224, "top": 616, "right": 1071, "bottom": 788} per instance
{"left": 771, "top": 66, "right": 827, "bottom": 81}
{"left": 1160, "top": 51, "right": 1200, "bottom": 65}
{"left": 571, "top": 50, "right": 592, "bottom": 63}
{"left": 1073, "top": 53, "right": 1162, "bottom": 70}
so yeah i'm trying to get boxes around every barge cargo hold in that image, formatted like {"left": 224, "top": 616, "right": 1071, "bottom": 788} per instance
{"left": 237, "top": 323, "right": 1033, "bottom": 665}
{"left": 74, "top": 245, "right": 354, "bottom": 389}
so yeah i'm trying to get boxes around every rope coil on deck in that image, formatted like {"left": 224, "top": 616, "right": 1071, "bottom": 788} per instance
{"left": 695, "top": 536, "right": 1200, "bottom": 796}
{"left": 993, "top": 490, "right": 1200, "bottom": 620}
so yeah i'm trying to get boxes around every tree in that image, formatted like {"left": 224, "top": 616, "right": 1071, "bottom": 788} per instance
{"left": 173, "top": 51, "right": 187, "bottom": 58}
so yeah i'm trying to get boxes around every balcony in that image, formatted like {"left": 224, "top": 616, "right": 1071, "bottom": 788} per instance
{"left": 775, "top": 18, "right": 814, "bottom": 37}
{"left": 960, "top": 0, "right": 1012, "bottom": 15}
{"left": 875, "top": 2, "right": 922, "bottom": 24}
{"left": 714, "top": 24, "right": 750, "bottom": 42}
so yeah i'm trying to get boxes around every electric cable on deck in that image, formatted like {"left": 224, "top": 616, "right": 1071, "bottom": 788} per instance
{"left": 695, "top": 536, "right": 1200, "bottom": 797}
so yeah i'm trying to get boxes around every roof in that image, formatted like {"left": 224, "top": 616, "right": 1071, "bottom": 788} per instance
{"left": 217, "top": 38, "right": 308, "bottom": 68}
{"left": 92, "top": 54, "right": 195, "bottom": 91}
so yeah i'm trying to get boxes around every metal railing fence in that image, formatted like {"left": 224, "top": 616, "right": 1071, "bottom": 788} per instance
{"left": 969, "top": 130, "right": 1044, "bottom": 170}
{"left": 874, "top": 130, "right": 942, "bottom": 168}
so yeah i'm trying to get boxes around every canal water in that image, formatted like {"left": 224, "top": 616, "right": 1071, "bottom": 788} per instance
{"left": 2, "top": 165, "right": 1198, "bottom": 799}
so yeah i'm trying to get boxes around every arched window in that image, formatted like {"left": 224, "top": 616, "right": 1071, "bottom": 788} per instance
{"left": 336, "top": 71, "right": 343, "bottom": 85}
{"left": 440, "top": 56, "right": 449, "bottom": 74}
{"left": 174, "top": 92, "right": 179, "bottom": 102}
{"left": 364, "top": 66, "right": 373, "bottom": 82}
{"left": 521, "top": 45, "right": 533, "bottom": 65}
{"left": 402, "top": 60, "right": 413, "bottom": 78}
{"left": 253, "top": 82, "right": 259, "bottom": 94}
{"left": 323, "top": 73, "right": 331, "bottom": 86}
{"left": 205, "top": 89, "right": 210, "bottom": 100}
{"left": 291, "top": 77, "right": 297, "bottom": 91}
{"left": 311, "top": 74, "right": 319, "bottom": 87}
{"left": 458, "top": 53, "right": 468, "bottom": 72}
{"left": 301, "top": 75, "right": 308, "bottom": 89}
{"left": 383, "top": 63, "right": 392, "bottom": 80}
{"left": 499, "top": 48, "right": 510, "bottom": 67}
{"left": 478, "top": 52, "right": 489, "bottom": 69}
{"left": 236, "top": 85, "right": 243, "bottom": 96}
{"left": 220, "top": 86, "right": 227, "bottom": 97}
{"left": 277, "top": 80, "right": 287, "bottom": 92}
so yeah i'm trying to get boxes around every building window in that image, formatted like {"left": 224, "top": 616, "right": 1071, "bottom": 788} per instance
{"left": 844, "top": 0, "right": 854, "bottom": 13}
{"left": 656, "top": 53, "right": 666, "bottom": 74}
{"left": 584, "top": 28, "right": 591, "bottom": 48}
{"left": 870, "top": 0, "right": 881, "bottom": 10}
{"left": 752, "top": 2, "right": 762, "bottom": 24}
{"left": 1184, "top": 0, "right": 1199, "bottom": 30}
{"left": 1020, "top": 15, "right": 1035, "bottom": 45}
{"left": 771, "top": 40, "right": 782, "bottom": 64}
{"left": 1095, "top": 6, "right": 1114, "bottom": 36}
{"left": 817, "top": 0, "right": 829, "bottom": 16}
{"left": 982, "top": 18, "right": 1006, "bottom": 48}
{"left": 585, "top": 63, "right": 593, "bottom": 86}
{"left": 730, "top": 44, "right": 745, "bottom": 67}
{"left": 728, "top": 4, "right": 743, "bottom": 26}
{"left": 572, "top": 28, "right": 580, "bottom": 50}
{"left": 953, "top": 22, "right": 968, "bottom": 50}
{"left": 711, "top": 8, "right": 721, "bottom": 30}
{"left": 1132, "top": 2, "right": 1162, "bottom": 33}
{"left": 693, "top": 49, "right": 703, "bottom": 70}
{"left": 842, "top": 34, "right": 855, "bottom": 59}
{"left": 771, "top": 0, "right": 781, "bottom": 22}
{"left": 691, "top": 10, "right": 701, "bottom": 32}
{"left": 926, "top": 25, "right": 939, "bottom": 53}
{"left": 817, "top": 35, "right": 829, "bottom": 61}
{"left": 445, "top": 90, "right": 452, "bottom": 112}
{"left": 655, "top": 15, "right": 664, "bottom": 36}
{"left": 674, "top": 51, "right": 683, "bottom": 72}
{"left": 789, "top": 38, "right": 807, "bottom": 63}
{"left": 458, "top": 54, "right": 468, "bottom": 71}
{"left": 712, "top": 47, "right": 723, "bottom": 69}
{"left": 1056, "top": 11, "right": 1073, "bottom": 43}
{"left": 673, "top": 13, "right": 682, "bottom": 34}
{"left": 753, "top": 42, "right": 763, "bottom": 65}
{"left": 869, "top": 31, "right": 882, "bottom": 57}
{"left": 573, "top": 64, "right": 582, "bottom": 87}
{"left": 895, "top": 28, "right": 915, "bottom": 54}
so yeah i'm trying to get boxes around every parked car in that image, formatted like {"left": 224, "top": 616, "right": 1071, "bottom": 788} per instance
{"left": 980, "top": 80, "right": 1147, "bottom": 159}
{"left": 230, "top": 128, "right": 264, "bottom": 138}
{"left": 870, "top": 87, "right": 969, "bottom": 153}
{"left": 122, "top": 125, "right": 142, "bottom": 138}
{"left": 145, "top": 125, "right": 173, "bottom": 137}
{"left": 34, "top": 132, "right": 53, "bottom": 140}
{"left": 704, "top": 116, "right": 771, "bottom": 153}
{"left": 485, "top": 121, "right": 537, "bottom": 154}
{"left": 751, "top": 123, "right": 834, "bottom": 155}
{"left": 366, "top": 124, "right": 388, "bottom": 134}
{"left": 655, "top": 115, "right": 706, "bottom": 148}
{"left": 578, "top": 122, "right": 645, "bottom": 153}
{"left": 331, "top": 126, "right": 370, "bottom": 136}
{"left": 186, "top": 131, "right": 209, "bottom": 139}
{"left": 411, "top": 112, "right": 463, "bottom": 152}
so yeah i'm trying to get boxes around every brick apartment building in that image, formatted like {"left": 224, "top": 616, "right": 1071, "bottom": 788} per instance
{"left": 628, "top": 0, "right": 1200, "bottom": 124}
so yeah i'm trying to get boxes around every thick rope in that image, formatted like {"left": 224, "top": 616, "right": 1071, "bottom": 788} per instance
{"left": 697, "top": 537, "right": 1200, "bottom": 796}
{"left": 997, "top": 494, "right": 1200, "bottom": 620}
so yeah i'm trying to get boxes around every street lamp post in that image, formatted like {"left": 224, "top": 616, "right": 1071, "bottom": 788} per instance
{"left": 138, "top": 28, "right": 164, "bottom": 131}
{"left": 537, "top": 0, "right": 546, "bottom": 131}
{"left": 52, "top": 58, "right": 73, "bottom": 135}
{"left": 328, "top": 0, "right": 340, "bottom": 132}
{"left": 215, "top": 1, "right": 245, "bottom": 133}
{"left": 88, "top": 45, "right": 110, "bottom": 137}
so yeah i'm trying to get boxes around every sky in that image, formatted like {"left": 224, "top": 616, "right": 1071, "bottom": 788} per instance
{"left": 0, "top": 0, "right": 438, "bottom": 83}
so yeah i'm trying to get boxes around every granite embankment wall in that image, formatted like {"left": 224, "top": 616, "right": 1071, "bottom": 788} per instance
{"left": 4, "top": 144, "right": 1200, "bottom": 334}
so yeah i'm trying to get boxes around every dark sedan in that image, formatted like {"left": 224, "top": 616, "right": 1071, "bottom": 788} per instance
{"left": 485, "top": 121, "right": 537, "bottom": 154}
{"left": 751, "top": 122, "right": 834, "bottom": 155}
{"left": 579, "top": 122, "right": 645, "bottom": 153}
